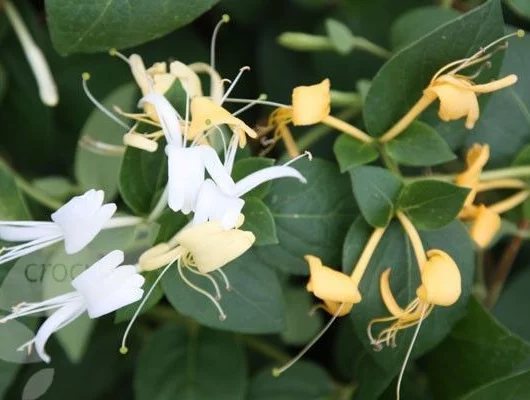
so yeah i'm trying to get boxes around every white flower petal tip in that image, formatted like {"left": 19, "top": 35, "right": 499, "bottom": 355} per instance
{"left": 51, "top": 190, "right": 117, "bottom": 254}
{"left": 234, "top": 166, "right": 307, "bottom": 197}
{"left": 71, "top": 250, "right": 145, "bottom": 318}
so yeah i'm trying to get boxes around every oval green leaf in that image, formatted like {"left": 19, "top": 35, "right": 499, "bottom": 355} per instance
{"left": 384, "top": 121, "right": 456, "bottom": 167}
{"left": 398, "top": 180, "right": 469, "bottom": 230}
{"left": 333, "top": 134, "right": 379, "bottom": 172}
{"left": 45, "top": 0, "right": 219, "bottom": 54}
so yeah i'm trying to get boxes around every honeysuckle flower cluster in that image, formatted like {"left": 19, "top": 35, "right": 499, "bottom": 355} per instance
{"left": 1, "top": 16, "right": 309, "bottom": 363}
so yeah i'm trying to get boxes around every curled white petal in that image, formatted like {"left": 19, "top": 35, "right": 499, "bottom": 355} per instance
{"left": 199, "top": 145, "right": 236, "bottom": 194}
{"left": 234, "top": 166, "right": 306, "bottom": 197}
{"left": 32, "top": 298, "right": 86, "bottom": 363}
{"left": 139, "top": 93, "right": 182, "bottom": 147}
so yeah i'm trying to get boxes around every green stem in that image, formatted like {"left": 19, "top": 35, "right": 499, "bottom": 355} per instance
{"left": 290, "top": 108, "right": 360, "bottom": 158}
{"left": 405, "top": 165, "right": 530, "bottom": 184}
{"left": 15, "top": 175, "right": 63, "bottom": 210}
{"left": 379, "top": 147, "right": 401, "bottom": 176}
{"left": 238, "top": 335, "right": 290, "bottom": 363}
{"left": 354, "top": 37, "right": 392, "bottom": 59}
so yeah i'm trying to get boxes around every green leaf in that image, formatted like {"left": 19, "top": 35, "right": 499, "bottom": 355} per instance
{"left": 494, "top": 267, "right": 530, "bottom": 342}
{"left": 119, "top": 143, "right": 167, "bottom": 215}
{"left": 325, "top": 19, "right": 354, "bottom": 55}
{"left": 162, "top": 250, "right": 285, "bottom": 333}
{"left": 460, "top": 369, "right": 530, "bottom": 399}
{"left": 31, "top": 176, "right": 77, "bottom": 202}
{"left": 231, "top": 157, "right": 275, "bottom": 200}
{"left": 390, "top": 6, "right": 461, "bottom": 50}
{"left": 398, "top": 180, "right": 469, "bottom": 230}
{"left": 384, "top": 121, "right": 456, "bottom": 167}
{"left": 333, "top": 135, "right": 379, "bottom": 172}
{"left": 425, "top": 298, "right": 530, "bottom": 399}
{"left": 241, "top": 198, "right": 278, "bottom": 246}
{"left": 506, "top": 0, "right": 530, "bottom": 19}
{"left": 281, "top": 286, "right": 323, "bottom": 346}
{"left": 254, "top": 158, "right": 357, "bottom": 275}
{"left": 75, "top": 83, "right": 136, "bottom": 200}
{"left": 512, "top": 144, "right": 530, "bottom": 166}
{"left": 135, "top": 325, "right": 246, "bottom": 400}
{"left": 45, "top": 0, "right": 219, "bottom": 54}
{"left": 363, "top": 0, "right": 504, "bottom": 136}
{"left": 343, "top": 218, "right": 474, "bottom": 372}
{"left": 247, "top": 362, "right": 333, "bottom": 400}
{"left": 465, "top": 30, "right": 530, "bottom": 167}
{"left": 0, "top": 159, "right": 30, "bottom": 219}
{"left": 153, "top": 209, "right": 189, "bottom": 243}
{"left": 349, "top": 166, "right": 402, "bottom": 228}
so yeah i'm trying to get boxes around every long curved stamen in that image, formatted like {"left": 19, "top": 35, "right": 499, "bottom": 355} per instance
{"left": 232, "top": 94, "right": 268, "bottom": 117}
{"left": 396, "top": 304, "right": 427, "bottom": 400}
{"left": 114, "top": 107, "right": 161, "bottom": 127}
{"left": 220, "top": 67, "right": 251, "bottom": 104}
{"left": 82, "top": 73, "right": 130, "bottom": 130}
{"left": 222, "top": 98, "right": 290, "bottom": 108}
{"left": 0, "top": 236, "right": 63, "bottom": 265}
{"left": 178, "top": 260, "right": 227, "bottom": 321}
{"left": 211, "top": 14, "right": 230, "bottom": 71}
{"left": 283, "top": 151, "right": 313, "bottom": 166}
{"left": 192, "top": 125, "right": 229, "bottom": 157}
{"left": 186, "top": 267, "right": 222, "bottom": 300}
{"left": 453, "top": 30, "right": 524, "bottom": 75}
{"left": 0, "top": 292, "right": 81, "bottom": 322}
{"left": 120, "top": 260, "right": 176, "bottom": 354}
{"left": 272, "top": 303, "right": 344, "bottom": 377}
{"left": 216, "top": 269, "right": 231, "bottom": 291}
{"left": 108, "top": 48, "right": 131, "bottom": 64}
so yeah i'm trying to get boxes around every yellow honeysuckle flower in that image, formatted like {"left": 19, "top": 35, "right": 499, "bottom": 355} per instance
{"left": 370, "top": 248, "right": 461, "bottom": 348}
{"left": 263, "top": 78, "right": 373, "bottom": 157}
{"left": 368, "top": 212, "right": 461, "bottom": 399}
{"left": 291, "top": 79, "right": 331, "bottom": 126}
{"left": 188, "top": 97, "right": 258, "bottom": 147}
{"left": 305, "top": 255, "right": 360, "bottom": 316}
{"left": 135, "top": 215, "right": 255, "bottom": 324}
{"left": 456, "top": 143, "right": 490, "bottom": 208}
{"left": 379, "top": 31, "right": 524, "bottom": 143}
{"left": 466, "top": 204, "right": 502, "bottom": 249}
{"left": 425, "top": 74, "right": 517, "bottom": 130}
{"left": 272, "top": 227, "right": 386, "bottom": 377}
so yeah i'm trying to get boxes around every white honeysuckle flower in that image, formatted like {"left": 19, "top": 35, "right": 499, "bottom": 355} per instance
{"left": 139, "top": 92, "right": 233, "bottom": 214}
{"left": 193, "top": 137, "right": 308, "bottom": 230}
{"left": 0, "top": 250, "right": 145, "bottom": 363}
{"left": 0, "top": 190, "right": 141, "bottom": 265}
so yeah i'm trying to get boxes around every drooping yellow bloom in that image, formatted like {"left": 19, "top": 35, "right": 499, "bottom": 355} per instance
{"left": 187, "top": 97, "right": 258, "bottom": 148}
{"left": 291, "top": 79, "right": 331, "bottom": 125}
{"left": 369, "top": 213, "right": 462, "bottom": 348}
{"left": 455, "top": 144, "right": 530, "bottom": 248}
{"left": 379, "top": 31, "right": 524, "bottom": 143}
{"left": 456, "top": 143, "right": 490, "bottom": 209}
{"left": 425, "top": 74, "right": 517, "bottom": 130}
{"left": 263, "top": 79, "right": 373, "bottom": 157}
{"left": 305, "top": 255, "right": 360, "bottom": 316}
